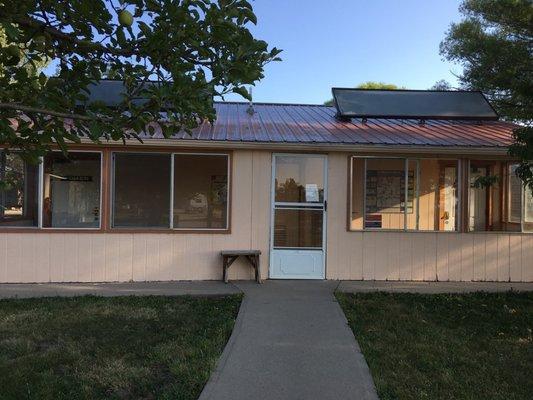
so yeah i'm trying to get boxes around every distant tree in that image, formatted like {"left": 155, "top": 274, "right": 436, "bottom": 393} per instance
{"left": 0, "top": 1, "right": 281, "bottom": 163}
{"left": 440, "top": 0, "right": 532, "bottom": 191}
{"left": 324, "top": 81, "right": 404, "bottom": 106}
{"left": 430, "top": 79, "right": 452, "bottom": 90}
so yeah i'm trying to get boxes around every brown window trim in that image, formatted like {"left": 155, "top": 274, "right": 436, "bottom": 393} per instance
{"left": 346, "top": 155, "right": 531, "bottom": 234}
{"left": 0, "top": 146, "right": 233, "bottom": 234}
{"left": 346, "top": 154, "right": 464, "bottom": 233}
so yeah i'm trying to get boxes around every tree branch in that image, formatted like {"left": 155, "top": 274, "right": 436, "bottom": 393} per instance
{"left": 13, "top": 15, "right": 216, "bottom": 66}
{"left": 0, "top": 102, "right": 102, "bottom": 121}
{"left": 14, "top": 15, "right": 138, "bottom": 57}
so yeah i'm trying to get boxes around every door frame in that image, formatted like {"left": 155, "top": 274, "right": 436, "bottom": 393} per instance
{"left": 269, "top": 153, "right": 328, "bottom": 279}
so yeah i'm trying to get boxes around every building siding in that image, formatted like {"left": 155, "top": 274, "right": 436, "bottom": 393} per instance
{"left": 0, "top": 150, "right": 272, "bottom": 283}
{"left": 325, "top": 152, "right": 533, "bottom": 282}
{"left": 0, "top": 150, "right": 532, "bottom": 283}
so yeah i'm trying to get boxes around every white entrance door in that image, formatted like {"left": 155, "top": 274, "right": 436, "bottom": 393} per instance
{"left": 269, "top": 154, "right": 327, "bottom": 279}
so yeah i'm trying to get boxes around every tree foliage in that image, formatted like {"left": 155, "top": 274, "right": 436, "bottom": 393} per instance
{"left": 324, "top": 81, "right": 404, "bottom": 106}
{"left": 0, "top": 0, "right": 281, "bottom": 163}
{"left": 440, "top": 0, "right": 532, "bottom": 190}
{"left": 429, "top": 79, "right": 452, "bottom": 90}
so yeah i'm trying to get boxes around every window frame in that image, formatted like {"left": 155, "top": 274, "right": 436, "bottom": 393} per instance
{"left": 41, "top": 150, "right": 104, "bottom": 231}
{"left": 110, "top": 151, "right": 173, "bottom": 230}
{"left": 506, "top": 161, "right": 532, "bottom": 233}
{"left": 506, "top": 163, "right": 522, "bottom": 225}
{"left": 0, "top": 149, "right": 103, "bottom": 231}
{"left": 171, "top": 152, "right": 231, "bottom": 232}
{"left": 109, "top": 150, "right": 231, "bottom": 233}
{"left": 0, "top": 150, "right": 41, "bottom": 229}
{"left": 348, "top": 155, "right": 462, "bottom": 233}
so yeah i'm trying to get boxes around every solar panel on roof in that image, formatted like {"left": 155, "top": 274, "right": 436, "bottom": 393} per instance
{"left": 85, "top": 80, "right": 157, "bottom": 106}
{"left": 331, "top": 88, "right": 498, "bottom": 120}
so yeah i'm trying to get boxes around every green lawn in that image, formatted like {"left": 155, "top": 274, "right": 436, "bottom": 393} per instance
{"left": 0, "top": 295, "right": 242, "bottom": 400}
{"left": 336, "top": 291, "right": 533, "bottom": 400}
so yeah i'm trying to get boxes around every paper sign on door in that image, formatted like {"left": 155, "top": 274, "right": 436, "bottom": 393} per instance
{"left": 305, "top": 184, "right": 319, "bottom": 202}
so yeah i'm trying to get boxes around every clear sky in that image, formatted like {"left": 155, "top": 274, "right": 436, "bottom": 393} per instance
{"left": 43, "top": 0, "right": 465, "bottom": 105}
{"left": 223, "top": 0, "right": 465, "bottom": 104}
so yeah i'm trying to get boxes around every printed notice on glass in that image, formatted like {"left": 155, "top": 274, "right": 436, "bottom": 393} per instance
{"left": 305, "top": 184, "right": 319, "bottom": 202}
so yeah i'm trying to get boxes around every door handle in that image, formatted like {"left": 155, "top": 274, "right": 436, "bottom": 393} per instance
{"left": 324, "top": 200, "right": 327, "bottom": 212}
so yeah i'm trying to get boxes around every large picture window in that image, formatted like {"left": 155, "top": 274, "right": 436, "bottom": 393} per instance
{"left": 350, "top": 157, "right": 460, "bottom": 231}
{"left": 112, "top": 153, "right": 171, "bottom": 228}
{"left": 503, "top": 163, "right": 532, "bottom": 232}
{"left": 467, "top": 160, "right": 532, "bottom": 232}
{"left": 0, "top": 151, "right": 39, "bottom": 227}
{"left": 173, "top": 153, "right": 229, "bottom": 229}
{"left": 111, "top": 152, "right": 229, "bottom": 230}
{"left": 42, "top": 152, "right": 101, "bottom": 228}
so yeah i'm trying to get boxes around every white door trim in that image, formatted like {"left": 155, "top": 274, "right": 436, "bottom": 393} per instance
{"left": 269, "top": 153, "right": 328, "bottom": 279}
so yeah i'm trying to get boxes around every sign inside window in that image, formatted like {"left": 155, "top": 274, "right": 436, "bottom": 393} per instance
{"left": 50, "top": 175, "right": 93, "bottom": 182}
{"left": 365, "top": 214, "right": 382, "bottom": 228}
{"left": 365, "top": 170, "right": 414, "bottom": 213}
{"left": 305, "top": 183, "right": 319, "bottom": 202}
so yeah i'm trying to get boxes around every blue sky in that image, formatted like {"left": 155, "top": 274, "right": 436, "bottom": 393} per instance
{"left": 44, "top": 0, "right": 465, "bottom": 105}
{"left": 224, "top": 0, "right": 465, "bottom": 104}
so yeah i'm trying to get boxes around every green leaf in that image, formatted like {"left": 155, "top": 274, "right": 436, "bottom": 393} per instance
{"left": 1, "top": 23, "right": 20, "bottom": 41}
{"left": 232, "top": 86, "right": 251, "bottom": 100}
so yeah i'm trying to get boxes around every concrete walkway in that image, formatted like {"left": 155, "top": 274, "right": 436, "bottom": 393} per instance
{"left": 338, "top": 280, "right": 533, "bottom": 294}
{"left": 0, "top": 281, "right": 240, "bottom": 298}
{"left": 199, "top": 280, "right": 378, "bottom": 400}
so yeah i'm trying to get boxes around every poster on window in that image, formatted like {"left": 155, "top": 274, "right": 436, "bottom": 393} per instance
{"left": 305, "top": 183, "right": 319, "bottom": 202}
{"left": 365, "top": 170, "right": 414, "bottom": 213}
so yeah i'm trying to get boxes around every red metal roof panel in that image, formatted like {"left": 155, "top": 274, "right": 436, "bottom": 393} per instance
{"left": 152, "top": 102, "right": 516, "bottom": 148}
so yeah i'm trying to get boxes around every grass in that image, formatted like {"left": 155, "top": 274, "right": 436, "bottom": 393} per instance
{"left": 0, "top": 294, "right": 242, "bottom": 400}
{"left": 336, "top": 291, "right": 533, "bottom": 400}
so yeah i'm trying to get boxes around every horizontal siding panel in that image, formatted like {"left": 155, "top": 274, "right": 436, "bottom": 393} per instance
{"left": 330, "top": 231, "right": 532, "bottom": 283}
{"left": 0, "top": 232, "right": 531, "bottom": 283}
{"left": 0, "top": 150, "right": 532, "bottom": 284}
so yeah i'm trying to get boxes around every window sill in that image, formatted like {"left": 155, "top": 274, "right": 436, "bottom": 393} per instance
{"left": 346, "top": 229, "right": 533, "bottom": 234}
{"left": 0, "top": 228, "right": 231, "bottom": 234}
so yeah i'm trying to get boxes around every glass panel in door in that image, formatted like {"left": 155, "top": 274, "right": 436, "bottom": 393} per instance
{"left": 275, "top": 156, "right": 324, "bottom": 203}
{"left": 274, "top": 208, "right": 323, "bottom": 248}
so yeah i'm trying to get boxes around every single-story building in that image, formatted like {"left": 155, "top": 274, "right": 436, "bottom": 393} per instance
{"left": 1, "top": 84, "right": 532, "bottom": 283}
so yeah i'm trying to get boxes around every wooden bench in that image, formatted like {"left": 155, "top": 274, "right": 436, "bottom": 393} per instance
{"left": 221, "top": 250, "right": 262, "bottom": 284}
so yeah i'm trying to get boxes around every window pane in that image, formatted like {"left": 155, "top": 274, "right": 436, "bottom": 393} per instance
{"left": 113, "top": 153, "right": 170, "bottom": 228}
{"left": 508, "top": 164, "right": 521, "bottom": 223}
{"left": 42, "top": 152, "right": 101, "bottom": 228}
{"left": 406, "top": 159, "right": 418, "bottom": 230}
{"left": 350, "top": 158, "right": 365, "bottom": 230}
{"left": 365, "top": 158, "right": 406, "bottom": 229}
{"left": 274, "top": 208, "right": 322, "bottom": 248}
{"left": 524, "top": 187, "right": 533, "bottom": 232}
{"left": 0, "top": 152, "right": 38, "bottom": 227}
{"left": 173, "top": 154, "right": 228, "bottom": 229}
{"left": 417, "top": 159, "right": 459, "bottom": 231}
{"left": 275, "top": 156, "right": 324, "bottom": 203}
{"left": 468, "top": 161, "right": 511, "bottom": 231}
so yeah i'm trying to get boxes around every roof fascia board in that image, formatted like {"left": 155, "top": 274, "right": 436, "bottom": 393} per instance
{"left": 77, "top": 137, "right": 510, "bottom": 156}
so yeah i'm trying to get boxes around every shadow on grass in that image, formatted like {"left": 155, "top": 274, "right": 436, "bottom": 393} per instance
{"left": 336, "top": 291, "right": 532, "bottom": 400}
{"left": 0, "top": 294, "right": 242, "bottom": 400}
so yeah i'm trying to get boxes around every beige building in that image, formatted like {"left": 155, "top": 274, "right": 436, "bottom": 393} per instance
{"left": 1, "top": 87, "right": 532, "bottom": 283}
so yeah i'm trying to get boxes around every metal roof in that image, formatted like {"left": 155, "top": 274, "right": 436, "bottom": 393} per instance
{"left": 152, "top": 102, "right": 516, "bottom": 148}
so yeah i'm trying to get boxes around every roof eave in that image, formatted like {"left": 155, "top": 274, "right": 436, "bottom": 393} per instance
{"left": 77, "top": 137, "right": 512, "bottom": 156}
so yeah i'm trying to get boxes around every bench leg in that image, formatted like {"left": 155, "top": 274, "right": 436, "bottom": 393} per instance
{"left": 222, "top": 256, "right": 228, "bottom": 283}
{"left": 254, "top": 255, "right": 261, "bottom": 284}
{"left": 223, "top": 256, "right": 238, "bottom": 283}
